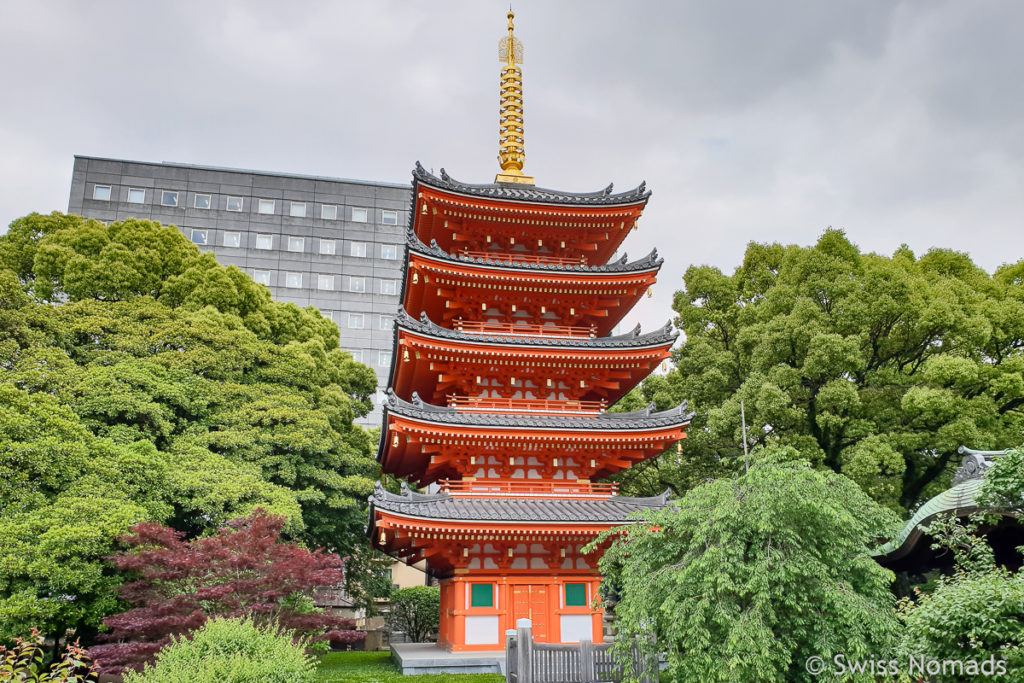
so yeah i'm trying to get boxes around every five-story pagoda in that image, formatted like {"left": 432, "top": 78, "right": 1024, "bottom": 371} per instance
{"left": 368, "top": 12, "right": 690, "bottom": 651}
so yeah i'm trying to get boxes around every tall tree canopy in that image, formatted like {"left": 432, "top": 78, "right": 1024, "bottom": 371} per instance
{"left": 0, "top": 213, "right": 379, "bottom": 643}
{"left": 616, "top": 231, "right": 1024, "bottom": 512}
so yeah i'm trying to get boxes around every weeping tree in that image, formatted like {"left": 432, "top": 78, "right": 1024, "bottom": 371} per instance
{"left": 596, "top": 452, "right": 900, "bottom": 683}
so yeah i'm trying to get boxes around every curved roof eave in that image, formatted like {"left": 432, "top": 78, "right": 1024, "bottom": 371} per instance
{"left": 395, "top": 308, "right": 678, "bottom": 350}
{"left": 412, "top": 162, "right": 651, "bottom": 208}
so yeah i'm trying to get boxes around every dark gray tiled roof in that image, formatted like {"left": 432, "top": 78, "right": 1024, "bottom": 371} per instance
{"left": 382, "top": 390, "right": 692, "bottom": 431}
{"left": 396, "top": 309, "right": 677, "bottom": 349}
{"left": 413, "top": 162, "right": 651, "bottom": 207}
{"left": 406, "top": 228, "right": 663, "bottom": 274}
{"left": 369, "top": 481, "right": 670, "bottom": 524}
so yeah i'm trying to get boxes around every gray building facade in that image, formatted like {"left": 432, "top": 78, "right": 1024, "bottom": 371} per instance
{"left": 68, "top": 155, "right": 412, "bottom": 425}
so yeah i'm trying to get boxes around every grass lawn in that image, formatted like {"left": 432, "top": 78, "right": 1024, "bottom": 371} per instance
{"left": 316, "top": 651, "right": 505, "bottom": 683}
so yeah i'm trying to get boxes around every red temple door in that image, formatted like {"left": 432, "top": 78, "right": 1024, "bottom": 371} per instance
{"left": 512, "top": 585, "right": 549, "bottom": 640}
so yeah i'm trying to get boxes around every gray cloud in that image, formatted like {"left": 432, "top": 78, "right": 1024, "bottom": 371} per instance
{"left": 1, "top": 0, "right": 1022, "bottom": 333}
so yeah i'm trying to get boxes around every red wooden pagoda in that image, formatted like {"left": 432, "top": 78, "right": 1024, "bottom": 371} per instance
{"left": 367, "top": 11, "right": 690, "bottom": 651}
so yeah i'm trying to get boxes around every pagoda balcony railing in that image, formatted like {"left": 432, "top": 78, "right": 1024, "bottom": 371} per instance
{"left": 447, "top": 395, "right": 607, "bottom": 415}
{"left": 438, "top": 478, "right": 618, "bottom": 499}
{"left": 453, "top": 318, "right": 597, "bottom": 339}
{"left": 459, "top": 248, "right": 588, "bottom": 267}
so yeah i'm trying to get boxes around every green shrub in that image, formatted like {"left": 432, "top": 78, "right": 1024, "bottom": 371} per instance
{"left": 0, "top": 628, "right": 97, "bottom": 682}
{"left": 122, "top": 617, "right": 315, "bottom": 683}
{"left": 386, "top": 586, "right": 440, "bottom": 643}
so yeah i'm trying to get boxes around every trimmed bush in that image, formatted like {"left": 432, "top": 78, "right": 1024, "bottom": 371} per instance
{"left": 386, "top": 586, "right": 440, "bottom": 643}
{"left": 122, "top": 617, "right": 315, "bottom": 683}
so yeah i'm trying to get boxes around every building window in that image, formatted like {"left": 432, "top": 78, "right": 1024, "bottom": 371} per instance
{"left": 127, "top": 188, "right": 145, "bottom": 204}
{"left": 348, "top": 313, "right": 364, "bottom": 329}
{"left": 565, "top": 584, "right": 587, "bottom": 607}
{"left": 194, "top": 193, "right": 212, "bottom": 210}
{"left": 289, "top": 201, "right": 306, "bottom": 218}
{"left": 222, "top": 232, "right": 241, "bottom": 248}
{"left": 318, "top": 274, "right": 335, "bottom": 290}
{"left": 350, "top": 242, "right": 367, "bottom": 258}
{"left": 321, "top": 204, "right": 338, "bottom": 220}
{"left": 351, "top": 207, "right": 368, "bottom": 223}
{"left": 190, "top": 229, "right": 208, "bottom": 245}
{"left": 470, "top": 584, "right": 493, "bottom": 608}
{"left": 382, "top": 210, "right": 399, "bottom": 225}
{"left": 380, "top": 244, "right": 399, "bottom": 260}
{"left": 226, "top": 196, "right": 243, "bottom": 212}
{"left": 287, "top": 236, "right": 305, "bottom": 252}
{"left": 255, "top": 234, "right": 273, "bottom": 250}
{"left": 257, "top": 199, "right": 275, "bottom": 215}
{"left": 92, "top": 185, "right": 112, "bottom": 201}
{"left": 285, "top": 272, "right": 302, "bottom": 288}
{"left": 252, "top": 270, "right": 271, "bottom": 285}
{"left": 349, "top": 277, "right": 365, "bottom": 293}
{"left": 380, "top": 280, "right": 397, "bottom": 296}
{"left": 379, "top": 350, "right": 393, "bottom": 367}
{"left": 161, "top": 191, "right": 179, "bottom": 207}
{"left": 349, "top": 350, "right": 363, "bottom": 363}
{"left": 319, "top": 239, "right": 336, "bottom": 255}
{"left": 379, "top": 315, "right": 394, "bottom": 330}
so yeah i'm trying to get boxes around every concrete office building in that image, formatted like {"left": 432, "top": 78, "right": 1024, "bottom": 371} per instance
{"left": 68, "top": 155, "right": 412, "bottom": 425}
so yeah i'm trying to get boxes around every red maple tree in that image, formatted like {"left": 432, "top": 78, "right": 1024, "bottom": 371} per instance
{"left": 88, "top": 510, "right": 364, "bottom": 674}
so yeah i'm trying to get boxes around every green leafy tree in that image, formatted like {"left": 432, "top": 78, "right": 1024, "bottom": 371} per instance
{"left": 616, "top": 231, "right": 1024, "bottom": 512}
{"left": 386, "top": 587, "right": 440, "bottom": 643}
{"left": 897, "top": 513, "right": 1024, "bottom": 681}
{"left": 0, "top": 213, "right": 379, "bottom": 644}
{"left": 976, "top": 446, "right": 1024, "bottom": 513}
{"left": 596, "top": 453, "right": 900, "bottom": 683}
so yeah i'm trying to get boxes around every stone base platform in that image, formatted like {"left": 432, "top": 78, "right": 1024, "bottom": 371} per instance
{"left": 391, "top": 642, "right": 505, "bottom": 676}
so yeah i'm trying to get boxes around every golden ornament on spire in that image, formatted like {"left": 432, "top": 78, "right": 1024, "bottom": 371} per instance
{"left": 495, "top": 9, "right": 534, "bottom": 185}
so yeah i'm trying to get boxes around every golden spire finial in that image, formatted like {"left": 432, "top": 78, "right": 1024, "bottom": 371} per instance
{"left": 495, "top": 9, "right": 534, "bottom": 184}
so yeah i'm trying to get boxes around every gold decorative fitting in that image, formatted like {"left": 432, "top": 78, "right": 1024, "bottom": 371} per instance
{"left": 495, "top": 10, "right": 535, "bottom": 185}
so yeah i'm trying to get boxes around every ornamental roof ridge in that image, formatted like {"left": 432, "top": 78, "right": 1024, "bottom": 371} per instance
{"left": 413, "top": 161, "right": 650, "bottom": 206}
{"left": 405, "top": 227, "right": 663, "bottom": 273}
{"left": 380, "top": 389, "right": 693, "bottom": 430}
{"left": 395, "top": 307, "right": 678, "bottom": 349}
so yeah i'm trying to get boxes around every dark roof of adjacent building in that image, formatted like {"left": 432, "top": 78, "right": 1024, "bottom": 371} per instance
{"left": 395, "top": 309, "right": 678, "bottom": 349}
{"left": 413, "top": 162, "right": 651, "bottom": 207}
{"left": 875, "top": 447, "right": 1012, "bottom": 564}
{"left": 405, "top": 228, "right": 663, "bottom": 274}
{"left": 368, "top": 481, "right": 671, "bottom": 526}
{"left": 380, "top": 390, "right": 692, "bottom": 432}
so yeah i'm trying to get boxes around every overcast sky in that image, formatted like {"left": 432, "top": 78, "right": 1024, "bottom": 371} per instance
{"left": 1, "top": 0, "right": 1021, "bottom": 332}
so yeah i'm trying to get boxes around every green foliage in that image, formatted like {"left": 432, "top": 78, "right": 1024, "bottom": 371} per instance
{"left": 596, "top": 456, "right": 900, "bottom": 682}
{"left": 343, "top": 547, "right": 399, "bottom": 617}
{"left": 122, "top": 617, "right": 315, "bottom": 683}
{"left": 898, "top": 517, "right": 1024, "bottom": 681}
{"left": 0, "top": 629, "right": 97, "bottom": 682}
{"left": 619, "top": 231, "right": 1024, "bottom": 512}
{"left": 385, "top": 587, "right": 440, "bottom": 643}
{"left": 0, "top": 213, "right": 379, "bottom": 643}
{"left": 976, "top": 446, "right": 1024, "bottom": 512}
